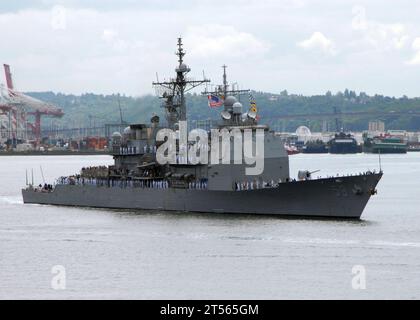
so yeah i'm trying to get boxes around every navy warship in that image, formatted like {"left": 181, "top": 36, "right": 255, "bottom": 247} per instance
{"left": 22, "top": 38, "right": 382, "bottom": 218}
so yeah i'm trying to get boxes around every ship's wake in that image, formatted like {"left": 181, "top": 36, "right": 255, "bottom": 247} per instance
{"left": 0, "top": 196, "right": 23, "bottom": 205}
{"left": 283, "top": 237, "right": 420, "bottom": 248}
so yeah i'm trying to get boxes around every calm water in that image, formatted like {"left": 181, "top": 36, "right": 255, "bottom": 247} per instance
{"left": 0, "top": 153, "right": 419, "bottom": 299}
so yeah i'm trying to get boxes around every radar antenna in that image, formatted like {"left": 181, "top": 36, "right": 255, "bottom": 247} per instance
{"left": 202, "top": 65, "right": 253, "bottom": 126}
{"left": 153, "top": 38, "right": 210, "bottom": 129}
{"left": 203, "top": 65, "right": 250, "bottom": 98}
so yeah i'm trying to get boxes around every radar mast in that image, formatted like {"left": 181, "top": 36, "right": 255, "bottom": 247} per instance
{"left": 202, "top": 65, "right": 254, "bottom": 126}
{"left": 153, "top": 38, "right": 210, "bottom": 129}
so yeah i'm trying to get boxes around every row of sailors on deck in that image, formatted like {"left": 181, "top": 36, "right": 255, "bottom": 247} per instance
{"left": 119, "top": 145, "right": 158, "bottom": 155}
{"left": 235, "top": 180, "right": 280, "bottom": 191}
{"left": 58, "top": 176, "right": 169, "bottom": 189}
{"left": 81, "top": 166, "right": 108, "bottom": 178}
{"left": 91, "top": 179, "right": 169, "bottom": 189}
{"left": 57, "top": 176, "right": 107, "bottom": 186}
{"left": 121, "top": 144, "right": 211, "bottom": 160}
{"left": 188, "top": 180, "right": 208, "bottom": 190}
{"left": 57, "top": 176, "right": 209, "bottom": 190}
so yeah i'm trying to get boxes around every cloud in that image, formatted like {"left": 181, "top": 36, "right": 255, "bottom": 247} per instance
{"left": 50, "top": 5, "right": 67, "bottom": 30}
{"left": 102, "top": 29, "right": 118, "bottom": 42}
{"left": 412, "top": 38, "right": 420, "bottom": 51}
{"left": 1, "top": 1, "right": 420, "bottom": 97}
{"left": 407, "top": 37, "right": 420, "bottom": 65}
{"left": 0, "top": 7, "right": 159, "bottom": 95}
{"left": 297, "top": 32, "right": 336, "bottom": 55}
{"left": 351, "top": 5, "right": 410, "bottom": 51}
{"left": 185, "top": 25, "right": 270, "bottom": 58}
{"left": 0, "top": 7, "right": 272, "bottom": 95}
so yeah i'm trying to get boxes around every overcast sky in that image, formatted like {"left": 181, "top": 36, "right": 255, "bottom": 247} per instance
{"left": 1, "top": 0, "right": 420, "bottom": 97}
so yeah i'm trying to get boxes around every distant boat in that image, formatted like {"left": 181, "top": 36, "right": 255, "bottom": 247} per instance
{"left": 363, "top": 132, "right": 408, "bottom": 154}
{"left": 284, "top": 143, "right": 300, "bottom": 155}
{"left": 303, "top": 140, "right": 328, "bottom": 154}
{"left": 328, "top": 132, "right": 359, "bottom": 154}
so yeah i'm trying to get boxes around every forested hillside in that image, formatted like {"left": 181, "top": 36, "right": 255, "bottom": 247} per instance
{"left": 27, "top": 90, "right": 420, "bottom": 132}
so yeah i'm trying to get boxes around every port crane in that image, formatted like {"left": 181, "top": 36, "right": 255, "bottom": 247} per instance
{"left": 0, "top": 64, "right": 64, "bottom": 143}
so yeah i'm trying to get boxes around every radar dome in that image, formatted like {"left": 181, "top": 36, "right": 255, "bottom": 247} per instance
{"left": 232, "top": 102, "right": 243, "bottom": 114}
{"left": 176, "top": 63, "right": 190, "bottom": 73}
{"left": 224, "top": 96, "right": 237, "bottom": 107}
{"left": 112, "top": 132, "right": 122, "bottom": 138}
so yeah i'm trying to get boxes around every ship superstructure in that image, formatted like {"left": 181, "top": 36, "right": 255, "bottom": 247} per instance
{"left": 105, "top": 39, "right": 289, "bottom": 192}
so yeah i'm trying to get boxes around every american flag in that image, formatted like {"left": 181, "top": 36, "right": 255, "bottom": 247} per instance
{"left": 207, "top": 94, "right": 224, "bottom": 108}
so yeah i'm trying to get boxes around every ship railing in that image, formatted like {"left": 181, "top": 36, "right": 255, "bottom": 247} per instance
{"left": 234, "top": 180, "right": 280, "bottom": 191}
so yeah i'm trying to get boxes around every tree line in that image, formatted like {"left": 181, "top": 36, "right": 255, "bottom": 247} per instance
{"left": 26, "top": 90, "right": 420, "bottom": 132}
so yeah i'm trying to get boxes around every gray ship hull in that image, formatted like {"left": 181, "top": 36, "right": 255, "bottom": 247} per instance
{"left": 22, "top": 173, "right": 382, "bottom": 219}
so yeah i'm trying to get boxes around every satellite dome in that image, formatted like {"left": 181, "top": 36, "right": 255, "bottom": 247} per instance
{"left": 112, "top": 132, "right": 122, "bottom": 138}
{"left": 224, "top": 96, "right": 237, "bottom": 107}
{"left": 232, "top": 102, "right": 243, "bottom": 114}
